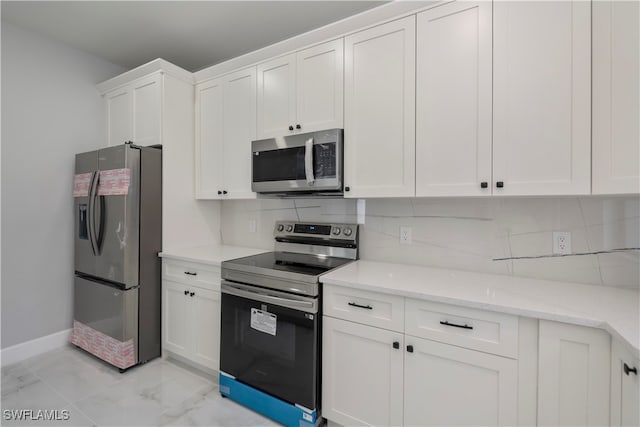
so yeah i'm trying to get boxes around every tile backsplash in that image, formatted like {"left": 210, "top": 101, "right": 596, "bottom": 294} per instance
{"left": 220, "top": 196, "right": 640, "bottom": 289}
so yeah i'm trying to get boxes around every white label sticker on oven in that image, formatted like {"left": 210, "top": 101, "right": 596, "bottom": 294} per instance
{"left": 251, "top": 308, "right": 277, "bottom": 336}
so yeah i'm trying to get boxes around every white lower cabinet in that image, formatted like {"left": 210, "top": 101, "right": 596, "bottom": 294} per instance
{"left": 162, "top": 260, "right": 221, "bottom": 371}
{"left": 537, "top": 320, "right": 611, "bottom": 426}
{"left": 322, "top": 316, "right": 404, "bottom": 426}
{"left": 322, "top": 284, "right": 519, "bottom": 427}
{"left": 404, "top": 337, "right": 517, "bottom": 426}
{"left": 611, "top": 339, "right": 640, "bottom": 426}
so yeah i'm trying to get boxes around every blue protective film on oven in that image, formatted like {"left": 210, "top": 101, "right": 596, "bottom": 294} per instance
{"left": 219, "top": 372, "right": 318, "bottom": 427}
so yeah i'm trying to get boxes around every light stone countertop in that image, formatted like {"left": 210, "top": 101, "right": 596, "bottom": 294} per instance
{"left": 159, "top": 245, "right": 268, "bottom": 267}
{"left": 321, "top": 260, "right": 640, "bottom": 358}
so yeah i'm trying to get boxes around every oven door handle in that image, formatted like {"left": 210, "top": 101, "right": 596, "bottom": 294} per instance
{"left": 222, "top": 281, "right": 318, "bottom": 314}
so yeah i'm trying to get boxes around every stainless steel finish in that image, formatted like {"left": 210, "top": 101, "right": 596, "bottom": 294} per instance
{"left": 222, "top": 268, "right": 319, "bottom": 296}
{"left": 273, "top": 242, "right": 357, "bottom": 260}
{"left": 251, "top": 128, "right": 343, "bottom": 194}
{"left": 273, "top": 221, "right": 358, "bottom": 245}
{"left": 74, "top": 275, "right": 139, "bottom": 361}
{"left": 74, "top": 143, "right": 162, "bottom": 367}
{"left": 222, "top": 280, "right": 318, "bottom": 314}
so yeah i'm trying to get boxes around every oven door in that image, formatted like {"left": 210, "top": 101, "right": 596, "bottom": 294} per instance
{"left": 220, "top": 280, "right": 319, "bottom": 410}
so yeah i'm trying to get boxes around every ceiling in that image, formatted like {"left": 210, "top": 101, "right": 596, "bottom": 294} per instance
{"left": 1, "top": 1, "right": 387, "bottom": 72}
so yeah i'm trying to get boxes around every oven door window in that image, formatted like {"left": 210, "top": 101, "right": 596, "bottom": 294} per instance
{"left": 220, "top": 292, "right": 318, "bottom": 410}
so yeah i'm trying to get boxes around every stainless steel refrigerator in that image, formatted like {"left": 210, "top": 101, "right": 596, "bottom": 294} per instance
{"left": 71, "top": 143, "right": 161, "bottom": 371}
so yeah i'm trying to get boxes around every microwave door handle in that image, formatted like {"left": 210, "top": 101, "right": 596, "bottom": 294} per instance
{"left": 304, "top": 137, "right": 315, "bottom": 185}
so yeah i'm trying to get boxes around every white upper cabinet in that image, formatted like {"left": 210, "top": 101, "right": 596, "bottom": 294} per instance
{"left": 105, "top": 74, "right": 162, "bottom": 147}
{"left": 493, "top": 0, "right": 591, "bottom": 195}
{"left": 592, "top": 1, "right": 640, "bottom": 194}
{"left": 256, "top": 39, "right": 343, "bottom": 139}
{"left": 195, "top": 67, "right": 257, "bottom": 199}
{"left": 195, "top": 78, "right": 224, "bottom": 199}
{"left": 416, "top": 1, "right": 492, "bottom": 197}
{"left": 344, "top": 16, "right": 416, "bottom": 198}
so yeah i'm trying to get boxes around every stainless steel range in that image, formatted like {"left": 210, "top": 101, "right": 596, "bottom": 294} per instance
{"left": 219, "top": 221, "right": 359, "bottom": 427}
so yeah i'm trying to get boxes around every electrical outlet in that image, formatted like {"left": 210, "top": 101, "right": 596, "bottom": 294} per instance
{"left": 249, "top": 219, "right": 257, "bottom": 233}
{"left": 400, "top": 226, "right": 412, "bottom": 244}
{"left": 553, "top": 231, "right": 571, "bottom": 255}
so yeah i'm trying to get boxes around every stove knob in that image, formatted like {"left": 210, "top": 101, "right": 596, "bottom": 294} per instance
{"left": 277, "top": 224, "right": 284, "bottom": 232}
{"left": 343, "top": 227, "right": 353, "bottom": 237}
{"left": 286, "top": 225, "right": 293, "bottom": 232}
{"left": 332, "top": 227, "right": 341, "bottom": 236}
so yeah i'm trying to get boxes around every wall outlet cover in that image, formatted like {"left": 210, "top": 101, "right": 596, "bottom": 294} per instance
{"left": 552, "top": 231, "right": 572, "bottom": 255}
{"left": 400, "top": 226, "right": 412, "bottom": 244}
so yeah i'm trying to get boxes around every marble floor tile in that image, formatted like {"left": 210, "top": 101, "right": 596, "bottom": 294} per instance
{"left": 1, "top": 345, "right": 281, "bottom": 426}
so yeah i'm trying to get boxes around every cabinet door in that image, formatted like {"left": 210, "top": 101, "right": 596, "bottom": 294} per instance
{"left": 257, "top": 54, "right": 296, "bottom": 139}
{"left": 592, "top": 0, "right": 640, "bottom": 194}
{"left": 538, "top": 320, "right": 611, "bottom": 426}
{"left": 416, "top": 1, "right": 492, "bottom": 197}
{"left": 296, "top": 39, "right": 344, "bottom": 133}
{"left": 322, "top": 316, "right": 404, "bottom": 427}
{"left": 106, "top": 88, "right": 131, "bottom": 147}
{"left": 404, "top": 336, "right": 517, "bottom": 426}
{"left": 194, "top": 78, "right": 224, "bottom": 199}
{"left": 611, "top": 339, "right": 640, "bottom": 426}
{"left": 131, "top": 74, "right": 162, "bottom": 147}
{"left": 222, "top": 67, "right": 257, "bottom": 199}
{"left": 162, "top": 281, "right": 190, "bottom": 357}
{"left": 190, "top": 288, "right": 221, "bottom": 371}
{"left": 493, "top": 1, "right": 590, "bottom": 195}
{"left": 344, "top": 16, "right": 416, "bottom": 198}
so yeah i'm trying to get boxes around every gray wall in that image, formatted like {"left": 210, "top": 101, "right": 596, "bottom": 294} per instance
{"left": 1, "top": 22, "right": 126, "bottom": 348}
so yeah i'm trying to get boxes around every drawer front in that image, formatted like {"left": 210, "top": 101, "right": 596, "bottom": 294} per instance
{"left": 162, "top": 259, "right": 221, "bottom": 291}
{"left": 323, "top": 284, "right": 404, "bottom": 332}
{"left": 405, "top": 299, "right": 518, "bottom": 358}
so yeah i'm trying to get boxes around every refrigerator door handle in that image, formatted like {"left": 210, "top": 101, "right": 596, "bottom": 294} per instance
{"left": 87, "top": 170, "right": 100, "bottom": 256}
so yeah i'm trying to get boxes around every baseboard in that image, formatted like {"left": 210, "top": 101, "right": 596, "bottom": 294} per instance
{"left": 1, "top": 328, "right": 72, "bottom": 367}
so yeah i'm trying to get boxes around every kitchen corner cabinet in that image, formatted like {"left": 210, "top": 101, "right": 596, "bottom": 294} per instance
{"left": 104, "top": 74, "right": 161, "bottom": 147}
{"left": 493, "top": 0, "right": 591, "bottom": 195}
{"left": 195, "top": 67, "right": 257, "bottom": 199}
{"left": 592, "top": 0, "right": 640, "bottom": 194}
{"left": 416, "top": 1, "right": 492, "bottom": 197}
{"left": 537, "top": 320, "right": 611, "bottom": 426}
{"left": 162, "top": 259, "right": 222, "bottom": 371}
{"left": 610, "top": 339, "right": 640, "bottom": 426}
{"left": 256, "top": 39, "right": 343, "bottom": 139}
{"left": 343, "top": 17, "right": 416, "bottom": 198}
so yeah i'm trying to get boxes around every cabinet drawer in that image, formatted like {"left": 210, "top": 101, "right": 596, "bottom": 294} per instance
{"left": 162, "top": 260, "right": 220, "bottom": 291}
{"left": 323, "top": 284, "right": 404, "bottom": 332}
{"left": 405, "top": 299, "right": 518, "bottom": 358}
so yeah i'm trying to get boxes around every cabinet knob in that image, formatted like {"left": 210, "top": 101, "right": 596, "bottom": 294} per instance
{"left": 184, "top": 290, "right": 189, "bottom": 295}
{"left": 407, "top": 345, "right": 414, "bottom": 353}
{"left": 344, "top": 186, "right": 350, "bottom": 192}
{"left": 480, "top": 182, "right": 488, "bottom": 189}
{"left": 223, "top": 190, "right": 228, "bottom": 195}
{"left": 496, "top": 181, "right": 504, "bottom": 188}
{"left": 296, "top": 124, "right": 301, "bottom": 130}
{"left": 624, "top": 363, "right": 638, "bottom": 376}
{"left": 189, "top": 292, "right": 195, "bottom": 297}
{"left": 392, "top": 341, "right": 400, "bottom": 349}
{"left": 289, "top": 125, "right": 294, "bottom": 131}
{"left": 217, "top": 191, "right": 222, "bottom": 195}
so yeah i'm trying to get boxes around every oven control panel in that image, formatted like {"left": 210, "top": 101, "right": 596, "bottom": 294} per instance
{"left": 274, "top": 221, "right": 358, "bottom": 242}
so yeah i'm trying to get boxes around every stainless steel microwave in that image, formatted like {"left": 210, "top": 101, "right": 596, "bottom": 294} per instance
{"left": 251, "top": 128, "right": 343, "bottom": 195}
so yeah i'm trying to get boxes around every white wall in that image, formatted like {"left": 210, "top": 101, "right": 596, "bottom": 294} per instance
{"left": 220, "top": 196, "right": 640, "bottom": 289}
{"left": 1, "top": 22, "right": 127, "bottom": 348}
